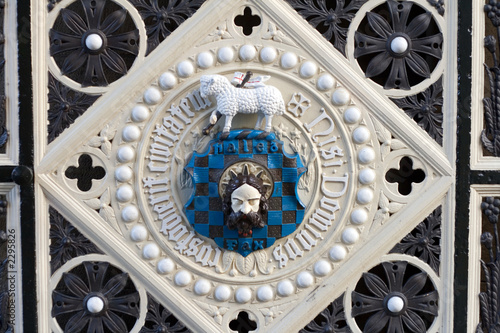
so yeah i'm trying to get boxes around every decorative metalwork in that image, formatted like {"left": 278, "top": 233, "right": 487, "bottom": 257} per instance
{"left": 49, "top": 207, "right": 102, "bottom": 273}
{"left": 129, "top": 0, "right": 206, "bottom": 55}
{"left": 351, "top": 261, "right": 438, "bottom": 332}
{"left": 48, "top": 74, "right": 100, "bottom": 142}
{"left": 48, "top": 0, "right": 62, "bottom": 11}
{"left": 427, "top": 0, "right": 444, "bottom": 15}
{"left": 482, "top": 2, "right": 500, "bottom": 156}
{"left": 391, "top": 206, "right": 441, "bottom": 274}
{"left": 354, "top": 0, "right": 443, "bottom": 90}
{"left": 477, "top": 197, "right": 500, "bottom": 332}
{"left": 49, "top": 0, "right": 139, "bottom": 86}
{"left": 391, "top": 76, "right": 443, "bottom": 145}
{"left": 140, "top": 294, "right": 191, "bottom": 332}
{"left": 0, "top": 0, "right": 7, "bottom": 152}
{"left": 285, "top": 0, "right": 368, "bottom": 57}
{"left": 300, "top": 293, "right": 351, "bottom": 333}
{"left": 52, "top": 261, "right": 140, "bottom": 332}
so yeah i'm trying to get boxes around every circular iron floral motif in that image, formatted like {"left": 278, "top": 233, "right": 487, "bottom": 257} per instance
{"left": 351, "top": 261, "right": 438, "bottom": 332}
{"left": 52, "top": 261, "right": 140, "bottom": 332}
{"left": 354, "top": 0, "right": 442, "bottom": 90}
{"left": 49, "top": 0, "right": 140, "bottom": 87}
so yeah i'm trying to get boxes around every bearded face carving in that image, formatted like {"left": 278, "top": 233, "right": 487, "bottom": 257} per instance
{"left": 222, "top": 171, "right": 268, "bottom": 237}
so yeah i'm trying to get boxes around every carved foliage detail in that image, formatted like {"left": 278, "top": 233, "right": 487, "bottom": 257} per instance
{"left": 300, "top": 293, "right": 351, "bottom": 333}
{"left": 140, "top": 294, "right": 191, "bottom": 332}
{"left": 482, "top": 2, "right": 500, "bottom": 156}
{"left": 391, "top": 77, "right": 443, "bottom": 145}
{"left": 48, "top": 74, "right": 100, "bottom": 143}
{"left": 478, "top": 197, "right": 500, "bottom": 332}
{"left": 391, "top": 206, "right": 441, "bottom": 274}
{"left": 129, "top": 0, "right": 206, "bottom": 55}
{"left": 285, "top": 0, "right": 368, "bottom": 56}
{"left": 49, "top": 207, "right": 102, "bottom": 274}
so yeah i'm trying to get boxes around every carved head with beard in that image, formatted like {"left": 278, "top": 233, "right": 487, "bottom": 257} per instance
{"left": 222, "top": 172, "right": 269, "bottom": 237}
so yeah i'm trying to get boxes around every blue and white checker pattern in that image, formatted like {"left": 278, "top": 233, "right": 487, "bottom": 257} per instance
{"left": 185, "top": 130, "right": 305, "bottom": 257}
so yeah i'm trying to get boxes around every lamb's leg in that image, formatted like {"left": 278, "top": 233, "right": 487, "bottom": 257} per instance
{"left": 254, "top": 113, "right": 264, "bottom": 130}
{"left": 264, "top": 115, "right": 273, "bottom": 132}
{"left": 202, "top": 111, "right": 222, "bottom": 135}
{"left": 223, "top": 115, "right": 234, "bottom": 133}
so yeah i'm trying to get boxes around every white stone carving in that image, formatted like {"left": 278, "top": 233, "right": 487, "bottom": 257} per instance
{"left": 194, "top": 279, "right": 212, "bottom": 296}
{"left": 158, "top": 72, "right": 177, "bottom": 90}
{"left": 200, "top": 74, "right": 285, "bottom": 132}
{"left": 313, "top": 260, "right": 332, "bottom": 276}
{"left": 131, "top": 105, "right": 150, "bottom": 122}
{"left": 217, "top": 47, "right": 234, "bottom": 64}
{"left": 117, "top": 146, "right": 135, "bottom": 163}
{"left": 299, "top": 61, "right": 318, "bottom": 78}
{"left": 234, "top": 287, "right": 252, "bottom": 303}
{"left": 157, "top": 258, "right": 175, "bottom": 274}
{"left": 197, "top": 51, "right": 214, "bottom": 69}
{"left": 372, "top": 191, "right": 404, "bottom": 227}
{"left": 332, "top": 87, "right": 350, "bottom": 105}
{"left": 317, "top": 74, "right": 335, "bottom": 91}
{"left": 276, "top": 280, "right": 295, "bottom": 297}
{"left": 342, "top": 227, "right": 359, "bottom": 244}
{"left": 329, "top": 245, "right": 347, "bottom": 261}
{"left": 280, "top": 52, "right": 298, "bottom": 69}
{"left": 344, "top": 106, "right": 361, "bottom": 124}
{"left": 359, "top": 168, "right": 376, "bottom": 185}
{"left": 262, "top": 22, "right": 296, "bottom": 46}
{"left": 350, "top": 208, "right": 368, "bottom": 225}
{"left": 83, "top": 189, "right": 119, "bottom": 233}
{"left": 130, "top": 225, "right": 148, "bottom": 242}
{"left": 287, "top": 92, "right": 311, "bottom": 117}
{"left": 177, "top": 60, "right": 195, "bottom": 78}
{"left": 260, "top": 46, "right": 278, "bottom": 63}
{"left": 239, "top": 44, "right": 257, "bottom": 61}
{"left": 144, "top": 87, "right": 162, "bottom": 105}
{"left": 142, "top": 243, "right": 160, "bottom": 260}
{"left": 122, "top": 125, "right": 141, "bottom": 142}
{"left": 296, "top": 271, "right": 314, "bottom": 288}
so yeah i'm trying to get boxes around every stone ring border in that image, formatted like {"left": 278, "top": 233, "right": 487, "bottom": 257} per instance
{"left": 107, "top": 43, "right": 382, "bottom": 303}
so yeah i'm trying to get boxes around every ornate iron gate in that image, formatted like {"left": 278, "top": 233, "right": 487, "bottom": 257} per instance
{"left": 0, "top": 0, "right": 493, "bottom": 332}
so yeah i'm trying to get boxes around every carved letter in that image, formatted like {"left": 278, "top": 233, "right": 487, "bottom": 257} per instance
{"left": 163, "top": 116, "right": 183, "bottom": 134}
{"left": 168, "top": 224, "right": 189, "bottom": 242}
{"left": 273, "top": 244, "right": 288, "bottom": 268}
{"left": 185, "top": 237, "right": 205, "bottom": 257}
{"left": 321, "top": 173, "right": 349, "bottom": 198}
{"left": 284, "top": 239, "right": 304, "bottom": 260}
{"left": 168, "top": 101, "right": 193, "bottom": 125}
{"left": 195, "top": 245, "right": 213, "bottom": 266}
{"left": 295, "top": 230, "right": 318, "bottom": 250}
{"left": 303, "top": 108, "right": 335, "bottom": 142}
{"left": 174, "top": 231, "right": 195, "bottom": 254}
{"left": 153, "top": 124, "right": 179, "bottom": 143}
{"left": 186, "top": 90, "right": 211, "bottom": 111}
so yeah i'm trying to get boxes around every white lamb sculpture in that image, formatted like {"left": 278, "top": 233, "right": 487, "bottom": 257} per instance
{"left": 199, "top": 74, "right": 285, "bottom": 133}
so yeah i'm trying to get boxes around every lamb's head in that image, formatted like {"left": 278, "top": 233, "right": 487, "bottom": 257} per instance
{"left": 200, "top": 75, "right": 227, "bottom": 98}
{"left": 200, "top": 75, "right": 216, "bottom": 98}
